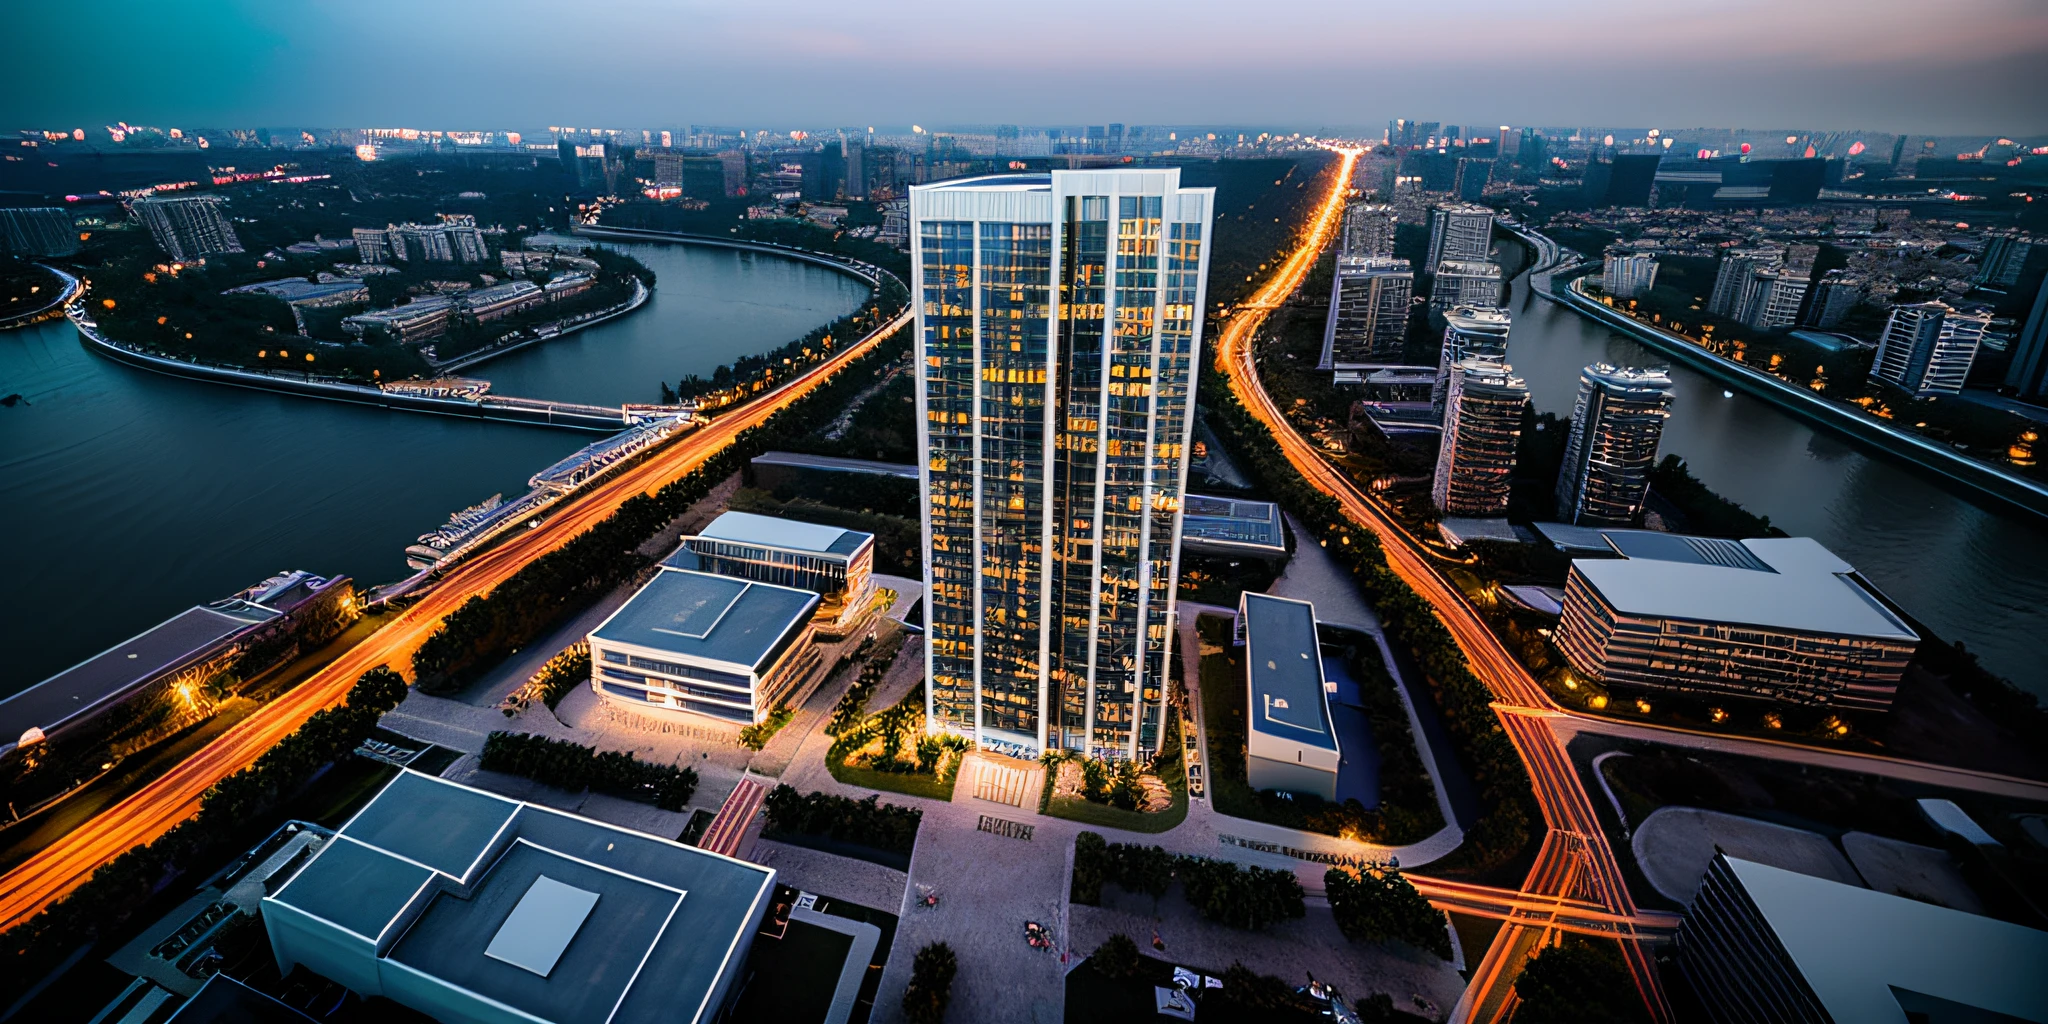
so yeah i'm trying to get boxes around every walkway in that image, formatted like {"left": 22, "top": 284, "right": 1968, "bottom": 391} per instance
{"left": 701, "top": 777, "right": 768, "bottom": 857}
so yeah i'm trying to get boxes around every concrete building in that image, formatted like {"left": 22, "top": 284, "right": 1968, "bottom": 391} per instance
{"left": 910, "top": 168, "right": 1215, "bottom": 761}
{"left": 1340, "top": 202, "right": 1395, "bottom": 258}
{"left": 1239, "top": 592, "right": 1339, "bottom": 801}
{"left": 351, "top": 226, "right": 391, "bottom": 264}
{"left": 1601, "top": 251, "right": 1658, "bottom": 300}
{"left": 1742, "top": 245, "right": 1819, "bottom": 330}
{"left": 342, "top": 295, "right": 457, "bottom": 345}
{"left": 1556, "top": 534, "right": 1918, "bottom": 710}
{"left": 130, "top": 194, "right": 243, "bottom": 262}
{"left": 1580, "top": 151, "right": 1662, "bottom": 208}
{"left": 1871, "top": 301, "right": 1981, "bottom": 397}
{"left": 1678, "top": 854, "right": 2048, "bottom": 1024}
{"left": 1433, "top": 305, "right": 1513, "bottom": 416}
{"left": 263, "top": 771, "right": 777, "bottom": 1024}
{"left": 1805, "top": 270, "right": 1866, "bottom": 328}
{"left": 1976, "top": 229, "right": 2035, "bottom": 289}
{"left": 0, "top": 206, "right": 79, "bottom": 257}
{"left": 1430, "top": 258, "right": 1503, "bottom": 313}
{"left": 588, "top": 568, "right": 820, "bottom": 725}
{"left": 1425, "top": 202, "right": 1493, "bottom": 267}
{"left": 1431, "top": 358, "right": 1528, "bottom": 516}
{"left": 669, "top": 511, "right": 876, "bottom": 635}
{"left": 1555, "top": 364, "right": 1674, "bottom": 525}
{"left": 1707, "top": 247, "right": 1783, "bottom": 318}
{"left": 842, "top": 135, "right": 866, "bottom": 199}
{"left": 2003, "top": 276, "right": 2048, "bottom": 400}
{"left": 1180, "top": 494, "right": 1288, "bottom": 559}
{"left": 1319, "top": 256, "right": 1412, "bottom": 369}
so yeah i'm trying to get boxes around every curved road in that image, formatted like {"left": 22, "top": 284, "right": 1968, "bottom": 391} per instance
{"left": 1210, "top": 148, "right": 1671, "bottom": 1023}
{"left": 0, "top": 309, "right": 911, "bottom": 930}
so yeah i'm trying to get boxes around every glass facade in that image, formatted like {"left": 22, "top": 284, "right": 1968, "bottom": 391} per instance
{"left": 913, "top": 171, "right": 1213, "bottom": 760}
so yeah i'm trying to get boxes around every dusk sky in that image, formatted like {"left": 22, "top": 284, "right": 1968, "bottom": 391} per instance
{"left": 8, "top": 0, "right": 2047, "bottom": 135}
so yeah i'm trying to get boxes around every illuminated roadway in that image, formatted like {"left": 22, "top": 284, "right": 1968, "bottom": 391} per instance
{"left": 0, "top": 309, "right": 912, "bottom": 931}
{"left": 1210, "top": 146, "right": 1672, "bottom": 1023}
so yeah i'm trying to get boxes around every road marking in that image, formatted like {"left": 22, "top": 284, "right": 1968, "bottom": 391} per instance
{"left": 977, "top": 814, "right": 1033, "bottom": 841}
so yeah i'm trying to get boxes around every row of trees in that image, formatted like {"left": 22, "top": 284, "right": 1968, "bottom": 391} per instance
{"left": 901, "top": 941, "right": 957, "bottom": 1024}
{"left": 1198, "top": 352, "right": 1540, "bottom": 873}
{"left": 668, "top": 276, "right": 907, "bottom": 410}
{"left": 1324, "top": 866, "right": 1452, "bottom": 958}
{"left": 478, "top": 731, "right": 696, "bottom": 811}
{"left": 761, "top": 784, "right": 922, "bottom": 855}
{"left": 0, "top": 667, "right": 411, "bottom": 1008}
{"left": 410, "top": 322, "right": 914, "bottom": 692}
{"left": 1070, "top": 832, "right": 1307, "bottom": 931}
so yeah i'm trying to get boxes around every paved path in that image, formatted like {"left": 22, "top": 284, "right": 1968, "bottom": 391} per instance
{"left": 701, "top": 777, "right": 768, "bottom": 856}
{"left": 1268, "top": 514, "right": 1382, "bottom": 631}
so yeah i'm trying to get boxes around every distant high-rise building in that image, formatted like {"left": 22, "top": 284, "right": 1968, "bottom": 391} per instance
{"left": 1426, "top": 202, "right": 1493, "bottom": 266}
{"left": 0, "top": 207, "right": 78, "bottom": 257}
{"left": 843, "top": 135, "right": 866, "bottom": 200}
{"left": 1707, "top": 247, "right": 1783, "bottom": 318}
{"left": 129, "top": 194, "right": 242, "bottom": 262}
{"left": 1805, "top": 270, "right": 1866, "bottom": 328}
{"left": 652, "top": 150, "right": 686, "bottom": 187}
{"left": 1580, "top": 151, "right": 1661, "bottom": 207}
{"left": 1430, "top": 259, "right": 1503, "bottom": 312}
{"left": 1738, "top": 246, "right": 1817, "bottom": 330}
{"left": 1340, "top": 203, "right": 1395, "bottom": 259}
{"left": 2003, "top": 276, "right": 2048, "bottom": 400}
{"left": 1433, "top": 305, "right": 1512, "bottom": 416}
{"left": 719, "top": 150, "right": 748, "bottom": 196}
{"left": 1453, "top": 158, "right": 1490, "bottom": 201}
{"left": 1871, "top": 301, "right": 1981, "bottom": 397}
{"left": 1601, "top": 251, "right": 1658, "bottom": 299}
{"left": 352, "top": 226, "right": 390, "bottom": 264}
{"left": 1555, "top": 364, "right": 1674, "bottom": 525}
{"left": 1320, "top": 256, "right": 1413, "bottom": 369}
{"left": 1432, "top": 358, "right": 1528, "bottom": 516}
{"left": 1977, "top": 229, "right": 2034, "bottom": 289}
{"left": 910, "top": 168, "right": 1215, "bottom": 761}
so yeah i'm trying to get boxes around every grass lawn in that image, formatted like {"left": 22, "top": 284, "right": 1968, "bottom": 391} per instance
{"left": 1042, "top": 752, "right": 1190, "bottom": 836}
{"left": 825, "top": 745, "right": 959, "bottom": 802}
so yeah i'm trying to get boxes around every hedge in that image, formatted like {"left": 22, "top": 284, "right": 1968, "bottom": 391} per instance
{"left": 1198, "top": 353, "right": 1539, "bottom": 871}
{"left": 0, "top": 666, "right": 411, "bottom": 1007}
{"left": 477, "top": 731, "right": 697, "bottom": 811}
{"left": 1070, "top": 831, "right": 1305, "bottom": 930}
{"left": 411, "top": 322, "right": 912, "bottom": 692}
{"left": 761, "top": 784, "right": 922, "bottom": 855}
{"left": 1325, "top": 865, "right": 1452, "bottom": 958}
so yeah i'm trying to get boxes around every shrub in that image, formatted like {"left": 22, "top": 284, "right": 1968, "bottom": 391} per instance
{"left": 478, "top": 732, "right": 697, "bottom": 811}
{"left": 1071, "top": 831, "right": 1108, "bottom": 905}
{"left": 738, "top": 705, "right": 794, "bottom": 750}
{"left": 1109, "top": 844, "right": 1176, "bottom": 903}
{"left": 1092, "top": 933, "right": 1142, "bottom": 979}
{"left": 760, "top": 784, "right": 921, "bottom": 854}
{"left": 1325, "top": 866, "right": 1451, "bottom": 958}
{"left": 1513, "top": 939, "right": 1649, "bottom": 1023}
{"left": 1175, "top": 856, "right": 1305, "bottom": 930}
{"left": 902, "top": 941, "right": 958, "bottom": 1024}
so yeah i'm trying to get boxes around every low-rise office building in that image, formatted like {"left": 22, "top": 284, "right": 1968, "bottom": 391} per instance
{"left": 669, "top": 511, "right": 876, "bottom": 634}
{"left": 264, "top": 771, "right": 777, "bottom": 1024}
{"left": 589, "top": 567, "right": 821, "bottom": 725}
{"left": 1239, "top": 592, "right": 1339, "bottom": 801}
{"left": 1555, "top": 533, "right": 1918, "bottom": 710}
{"left": 1180, "top": 494, "right": 1288, "bottom": 559}
{"left": 1678, "top": 854, "right": 2048, "bottom": 1024}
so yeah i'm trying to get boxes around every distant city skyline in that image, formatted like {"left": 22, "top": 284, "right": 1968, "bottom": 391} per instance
{"left": 7, "top": 0, "right": 2046, "bottom": 135}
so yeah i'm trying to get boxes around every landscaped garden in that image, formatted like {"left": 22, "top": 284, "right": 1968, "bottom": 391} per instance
{"left": 1038, "top": 715, "right": 1189, "bottom": 834}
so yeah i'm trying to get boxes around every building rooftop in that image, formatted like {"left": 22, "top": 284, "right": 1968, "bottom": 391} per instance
{"left": 1240, "top": 593, "right": 1337, "bottom": 751}
{"left": 751, "top": 450, "right": 919, "bottom": 480}
{"left": 1572, "top": 535, "right": 1916, "bottom": 641}
{"left": 266, "top": 770, "right": 776, "bottom": 1024}
{"left": 1180, "top": 494, "right": 1287, "bottom": 555}
{"left": 592, "top": 568, "right": 819, "bottom": 670}
{"left": 690, "top": 510, "right": 873, "bottom": 559}
{"left": 1, "top": 603, "right": 278, "bottom": 754}
{"left": 1719, "top": 855, "right": 2048, "bottom": 1024}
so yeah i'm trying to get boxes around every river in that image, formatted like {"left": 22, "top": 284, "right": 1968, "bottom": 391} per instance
{"left": 1501, "top": 264, "right": 2048, "bottom": 699}
{"left": 0, "top": 239, "right": 869, "bottom": 697}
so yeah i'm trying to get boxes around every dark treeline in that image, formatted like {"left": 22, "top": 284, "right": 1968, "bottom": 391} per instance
{"left": 478, "top": 731, "right": 696, "bottom": 810}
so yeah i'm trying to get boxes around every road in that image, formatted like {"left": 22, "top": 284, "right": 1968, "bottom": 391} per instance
{"left": 1209, "top": 148, "right": 1672, "bottom": 1023}
{"left": 0, "top": 310, "right": 911, "bottom": 931}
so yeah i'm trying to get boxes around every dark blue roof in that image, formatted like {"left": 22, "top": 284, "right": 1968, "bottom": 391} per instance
{"left": 592, "top": 569, "right": 819, "bottom": 670}
{"left": 1242, "top": 593, "right": 1337, "bottom": 750}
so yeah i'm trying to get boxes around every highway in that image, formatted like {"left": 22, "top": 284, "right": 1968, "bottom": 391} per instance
{"left": 0, "top": 309, "right": 912, "bottom": 931}
{"left": 1210, "top": 147, "right": 1672, "bottom": 1023}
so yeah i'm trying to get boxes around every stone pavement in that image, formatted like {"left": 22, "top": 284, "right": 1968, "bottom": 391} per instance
{"left": 750, "top": 837, "right": 910, "bottom": 916}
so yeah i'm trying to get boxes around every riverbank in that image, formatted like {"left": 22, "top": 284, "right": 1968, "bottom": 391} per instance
{"left": 0, "top": 264, "right": 83, "bottom": 331}
{"left": 1556, "top": 274, "right": 2048, "bottom": 522}
{"left": 430, "top": 276, "right": 649, "bottom": 374}
{"left": 572, "top": 224, "right": 898, "bottom": 292}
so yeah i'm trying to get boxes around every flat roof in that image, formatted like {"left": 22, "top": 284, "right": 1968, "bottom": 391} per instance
{"left": 1, "top": 603, "right": 277, "bottom": 750}
{"left": 267, "top": 771, "right": 776, "bottom": 1024}
{"left": 751, "top": 450, "right": 919, "bottom": 480}
{"left": 1181, "top": 494, "right": 1286, "bottom": 554}
{"left": 1723, "top": 855, "right": 2048, "bottom": 1024}
{"left": 592, "top": 568, "right": 819, "bottom": 671}
{"left": 1572, "top": 535, "right": 1917, "bottom": 641}
{"left": 1241, "top": 593, "right": 1337, "bottom": 751}
{"left": 338, "top": 769, "right": 519, "bottom": 880}
{"left": 693, "top": 510, "right": 872, "bottom": 558}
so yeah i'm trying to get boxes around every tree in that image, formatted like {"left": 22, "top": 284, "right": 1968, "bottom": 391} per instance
{"left": 1513, "top": 939, "right": 1649, "bottom": 1024}
{"left": 346, "top": 665, "right": 409, "bottom": 714}
{"left": 1071, "top": 831, "right": 1108, "bottom": 904}
{"left": 1092, "top": 933, "right": 1141, "bottom": 979}
{"left": 1325, "top": 865, "right": 1451, "bottom": 958}
{"left": 902, "top": 941, "right": 958, "bottom": 1024}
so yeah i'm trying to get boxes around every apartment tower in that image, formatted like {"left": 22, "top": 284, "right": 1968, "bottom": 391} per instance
{"left": 911, "top": 169, "right": 1215, "bottom": 761}
{"left": 1432, "top": 359, "right": 1528, "bottom": 515}
{"left": 1555, "top": 364, "right": 1675, "bottom": 524}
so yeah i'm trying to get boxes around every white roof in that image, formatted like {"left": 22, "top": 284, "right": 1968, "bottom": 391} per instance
{"left": 1572, "top": 536, "right": 1916, "bottom": 640}
{"left": 1725, "top": 856, "right": 2048, "bottom": 1023}
{"left": 695, "top": 511, "right": 867, "bottom": 558}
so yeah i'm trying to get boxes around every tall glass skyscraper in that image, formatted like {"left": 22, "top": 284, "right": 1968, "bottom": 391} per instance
{"left": 911, "top": 169, "right": 1215, "bottom": 761}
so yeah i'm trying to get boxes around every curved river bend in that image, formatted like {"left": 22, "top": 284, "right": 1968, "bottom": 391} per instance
{"left": 1503, "top": 264, "right": 2048, "bottom": 699}
{"left": 1, "top": 240, "right": 868, "bottom": 697}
